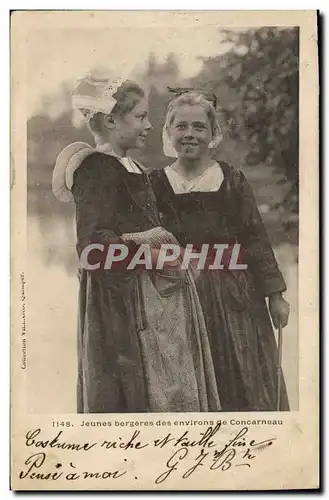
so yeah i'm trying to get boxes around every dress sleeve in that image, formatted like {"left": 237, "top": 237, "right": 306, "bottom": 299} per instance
{"left": 71, "top": 154, "right": 122, "bottom": 258}
{"left": 237, "top": 171, "right": 287, "bottom": 297}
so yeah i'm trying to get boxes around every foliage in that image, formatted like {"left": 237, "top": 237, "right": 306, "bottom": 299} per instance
{"left": 193, "top": 27, "right": 299, "bottom": 215}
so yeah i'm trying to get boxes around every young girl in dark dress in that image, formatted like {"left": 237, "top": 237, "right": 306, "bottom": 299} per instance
{"left": 52, "top": 73, "right": 220, "bottom": 414}
{"left": 151, "top": 90, "right": 290, "bottom": 411}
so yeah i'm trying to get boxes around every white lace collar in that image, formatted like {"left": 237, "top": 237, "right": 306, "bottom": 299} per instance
{"left": 52, "top": 140, "right": 144, "bottom": 203}
{"left": 165, "top": 162, "right": 224, "bottom": 194}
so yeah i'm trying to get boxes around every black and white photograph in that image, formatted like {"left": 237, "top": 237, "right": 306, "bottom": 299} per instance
{"left": 11, "top": 10, "right": 318, "bottom": 491}
{"left": 26, "top": 18, "right": 298, "bottom": 414}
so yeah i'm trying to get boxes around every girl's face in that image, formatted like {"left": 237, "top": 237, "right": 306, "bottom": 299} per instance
{"left": 113, "top": 98, "right": 152, "bottom": 151}
{"left": 168, "top": 104, "right": 213, "bottom": 161}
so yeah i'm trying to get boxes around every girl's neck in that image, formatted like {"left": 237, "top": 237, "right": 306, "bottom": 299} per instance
{"left": 95, "top": 136, "right": 127, "bottom": 158}
{"left": 174, "top": 154, "right": 214, "bottom": 180}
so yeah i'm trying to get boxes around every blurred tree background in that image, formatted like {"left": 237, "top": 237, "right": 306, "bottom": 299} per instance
{"left": 27, "top": 27, "right": 299, "bottom": 274}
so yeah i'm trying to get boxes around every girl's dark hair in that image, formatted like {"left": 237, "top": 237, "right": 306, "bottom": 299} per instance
{"left": 88, "top": 80, "right": 145, "bottom": 137}
{"left": 112, "top": 80, "right": 145, "bottom": 116}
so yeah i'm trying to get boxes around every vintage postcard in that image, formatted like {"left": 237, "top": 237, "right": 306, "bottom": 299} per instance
{"left": 10, "top": 10, "right": 319, "bottom": 490}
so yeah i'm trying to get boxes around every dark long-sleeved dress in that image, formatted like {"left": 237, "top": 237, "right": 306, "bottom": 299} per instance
{"left": 150, "top": 161, "right": 290, "bottom": 411}
{"left": 69, "top": 151, "right": 220, "bottom": 413}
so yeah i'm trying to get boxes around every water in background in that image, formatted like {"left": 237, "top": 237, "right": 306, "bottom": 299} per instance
{"left": 27, "top": 215, "right": 298, "bottom": 413}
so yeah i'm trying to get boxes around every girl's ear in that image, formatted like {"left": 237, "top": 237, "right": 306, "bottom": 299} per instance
{"left": 209, "top": 123, "right": 223, "bottom": 149}
{"left": 104, "top": 113, "right": 116, "bottom": 130}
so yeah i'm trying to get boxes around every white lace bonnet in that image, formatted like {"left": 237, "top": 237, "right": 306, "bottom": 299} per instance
{"left": 52, "top": 68, "right": 127, "bottom": 202}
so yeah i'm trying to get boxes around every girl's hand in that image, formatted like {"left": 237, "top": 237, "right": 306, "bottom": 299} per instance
{"left": 150, "top": 248, "right": 182, "bottom": 269}
{"left": 269, "top": 293, "right": 290, "bottom": 328}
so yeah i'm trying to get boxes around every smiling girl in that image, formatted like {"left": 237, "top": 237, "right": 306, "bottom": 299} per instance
{"left": 151, "top": 90, "right": 290, "bottom": 411}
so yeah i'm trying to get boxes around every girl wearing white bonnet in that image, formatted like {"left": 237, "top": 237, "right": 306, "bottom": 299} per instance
{"left": 52, "top": 69, "right": 220, "bottom": 413}
{"left": 150, "top": 88, "right": 290, "bottom": 411}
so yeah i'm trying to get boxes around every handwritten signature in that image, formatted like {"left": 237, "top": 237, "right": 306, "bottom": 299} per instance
{"left": 154, "top": 425, "right": 275, "bottom": 484}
